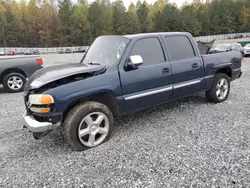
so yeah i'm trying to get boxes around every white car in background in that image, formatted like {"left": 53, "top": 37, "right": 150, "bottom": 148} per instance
{"left": 0, "top": 50, "right": 5, "bottom": 56}
{"left": 244, "top": 44, "right": 250, "bottom": 56}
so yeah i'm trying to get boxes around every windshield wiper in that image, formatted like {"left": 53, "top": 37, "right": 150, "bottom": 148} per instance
{"left": 86, "top": 62, "right": 101, "bottom": 65}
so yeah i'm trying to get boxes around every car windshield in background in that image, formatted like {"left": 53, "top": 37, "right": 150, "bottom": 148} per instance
{"left": 245, "top": 44, "right": 250, "bottom": 47}
{"left": 215, "top": 44, "right": 230, "bottom": 50}
{"left": 81, "top": 36, "right": 130, "bottom": 67}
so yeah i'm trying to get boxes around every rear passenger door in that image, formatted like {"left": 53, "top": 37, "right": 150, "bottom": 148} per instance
{"left": 164, "top": 35, "right": 203, "bottom": 98}
{"left": 119, "top": 37, "right": 173, "bottom": 112}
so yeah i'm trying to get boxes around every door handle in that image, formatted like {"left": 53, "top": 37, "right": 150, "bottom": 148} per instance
{"left": 162, "top": 67, "right": 170, "bottom": 74}
{"left": 192, "top": 63, "right": 199, "bottom": 69}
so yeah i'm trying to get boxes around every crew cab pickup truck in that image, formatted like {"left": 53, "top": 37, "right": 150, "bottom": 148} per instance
{"left": 23, "top": 32, "right": 242, "bottom": 151}
{"left": 0, "top": 55, "right": 43, "bottom": 92}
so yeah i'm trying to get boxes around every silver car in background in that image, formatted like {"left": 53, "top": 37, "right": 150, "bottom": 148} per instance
{"left": 243, "top": 44, "right": 250, "bottom": 56}
{"left": 0, "top": 49, "right": 5, "bottom": 56}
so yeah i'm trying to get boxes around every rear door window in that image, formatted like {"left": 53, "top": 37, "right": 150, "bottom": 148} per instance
{"left": 130, "top": 37, "right": 165, "bottom": 66}
{"left": 165, "top": 36, "right": 195, "bottom": 61}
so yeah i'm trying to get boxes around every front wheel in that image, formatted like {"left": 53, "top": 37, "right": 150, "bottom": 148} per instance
{"left": 63, "top": 101, "right": 114, "bottom": 151}
{"left": 206, "top": 73, "right": 230, "bottom": 103}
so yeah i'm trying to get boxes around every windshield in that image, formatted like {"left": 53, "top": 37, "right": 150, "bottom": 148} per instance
{"left": 215, "top": 44, "right": 230, "bottom": 50}
{"left": 81, "top": 36, "right": 130, "bottom": 67}
{"left": 245, "top": 44, "right": 250, "bottom": 47}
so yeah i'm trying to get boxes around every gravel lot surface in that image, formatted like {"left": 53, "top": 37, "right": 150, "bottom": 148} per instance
{"left": 0, "top": 55, "right": 250, "bottom": 187}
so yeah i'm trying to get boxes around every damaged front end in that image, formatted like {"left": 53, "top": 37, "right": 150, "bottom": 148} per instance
{"left": 23, "top": 64, "right": 106, "bottom": 139}
{"left": 23, "top": 91, "right": 62, "bottom": 139}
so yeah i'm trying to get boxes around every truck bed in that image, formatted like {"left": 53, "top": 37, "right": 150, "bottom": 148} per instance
{"left": 201, "top": 51, "right": 241, "bottom": 69}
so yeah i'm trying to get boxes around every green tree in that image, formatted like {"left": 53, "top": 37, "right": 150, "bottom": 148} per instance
{"left": 128, "top": 2, "right": 136, "bottom": 13}
{"left": 153, "top": 4, "right": 180, "bottom": 32}
{"left": 5, "top": 10, "right": 23, "bottom": 46}
{"left": 71, "top": 0, "right": 89, "bottom": 45}
{"left": 58, "top": 0, "right": 73, "bottom": 46}
{"left": 112, "top": 0, "right": 127, "bottom": 35}
{"left": 126, "top": 7, "right": 140, "bottom": 34}
{"left": 25, "top": 0, "right": 40, "bottom": 46}
{"left": 1, "top": 0, "right": 250, "bottom": 47}
{"left": 0, "top": 3, "right": 7, "bottom": 47}
{"left": 136, "top": 0, "right": 142, "bottom": 10}
{"left": 196, "top": 4, "right": 211, "bottom": 36}
{"left": 209, "top": 0, "right": 234, "bottom": 34}
{"left": 99, "top": 0, "right": 113, "bottom": 34}
{"left": 180, "top": 5, "right": 201, "bottom": 36}
{"left": 136, "top": 1, "right": 149, "bottom": 33}
{"left": 38, "top": 3, "right": 59, "bottom": 47}
{"left": 88, "top": 1, "right": 105, "bottom": 43}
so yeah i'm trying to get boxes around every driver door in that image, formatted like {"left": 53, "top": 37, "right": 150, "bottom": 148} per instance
{"left": 119, "top": 37, "right": 174, "bottom": 112}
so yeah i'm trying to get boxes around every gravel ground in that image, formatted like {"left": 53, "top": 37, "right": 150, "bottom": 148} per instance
{"left": 0, "top": 56, "right": 250, "bottom": 187}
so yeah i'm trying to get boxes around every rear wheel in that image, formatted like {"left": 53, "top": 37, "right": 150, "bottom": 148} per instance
{"left": 63, "top": 101, "right": 114, "bottom": 151}
{"left": 206, "top": 73, "right": 230, "bottom": 103}
{"left": 3, "top": 72, "right": 26, "bottom": 93}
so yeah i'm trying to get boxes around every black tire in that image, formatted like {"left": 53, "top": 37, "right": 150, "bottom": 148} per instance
{"left": 206, "top": 73, "right": 230, "bottom": 103}
{"left": 63, "top": 101, "right": 114, "bottom": 151}
{"left": 3, "top": 72, "right": 26, "bottom": 93}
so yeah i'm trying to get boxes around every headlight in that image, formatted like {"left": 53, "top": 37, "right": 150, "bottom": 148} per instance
{"left": 29, "top": 94, "right": 54, "bottom": 105}
{"left": 28, "top": 94, "right": 54, "bottom": 113}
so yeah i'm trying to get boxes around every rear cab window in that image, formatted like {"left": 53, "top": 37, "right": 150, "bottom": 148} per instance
{"left": 165, "top": 36, "right": 196, "bottom": 61}
{"left": 130, "top": 37, "right": 165, "bottom": 66}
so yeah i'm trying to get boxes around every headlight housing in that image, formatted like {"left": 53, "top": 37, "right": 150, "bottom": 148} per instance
{"left": 29, "top": 94, "right": 54, "bottom": 105}
{"left": 28, "top": 94, "right": 54, "bottom": 113}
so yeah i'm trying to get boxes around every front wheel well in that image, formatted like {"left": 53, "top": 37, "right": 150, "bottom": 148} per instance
{"left": 0, "top": 68, "right": 27, "bottom": 84}
{"left": 62, "top": 93, "right": 120, "bottom": 122}
{"left": 216, "top": 67, "right": 232, "bottom": 78}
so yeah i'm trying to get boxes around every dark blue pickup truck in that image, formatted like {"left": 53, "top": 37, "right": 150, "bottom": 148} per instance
{"left": 23, "top": 32, "right": 242, "bottom": 151}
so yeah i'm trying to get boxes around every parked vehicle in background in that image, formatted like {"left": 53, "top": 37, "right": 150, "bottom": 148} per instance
{"left": 73, "top": 47, "right": 86, "bottom": 53}
{"left": 24, "top": 49, "right": 32, "bottom": 55}
{"left": 0, "top": 50, "right": 5, "bottom": 56}
{"left": 78, "top": 47, "right": 86, "bottom": 53}
{"left": 65, "top": 48, "right": 72, "bottom": 53}
{"left": 209, "top": 43, "right": 244, "bottom": 58}
{"left": 6, "top": 51, "right": 15, "bottom": 56}
{"left": 33, "top": 49, "right": 40, "bottom": 55}
{"left": 23, "top": 32, "right": 242, "bottom": 151}
{"left": 0, "top": 55, "right": 43, "bottom": 92}
{"left": 58, "top": 48, "right": 64, "bottom": 54}
{"left": 243, "top": 44, "right": 250, "bottom": 56}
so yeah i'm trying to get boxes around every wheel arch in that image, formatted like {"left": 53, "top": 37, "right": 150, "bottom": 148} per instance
{"left": 0, "top": 68, "right": 27, "bottom": 84}
{"left": 62, "top": 92, "right": 120, "bottom": 122}
{"left": 215, "top": 67, "right": 232, "bottom": 78}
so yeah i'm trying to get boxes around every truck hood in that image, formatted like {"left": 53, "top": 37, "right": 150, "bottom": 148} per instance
{"left": 25, "top": 63, "right": 106, "bottom": 90}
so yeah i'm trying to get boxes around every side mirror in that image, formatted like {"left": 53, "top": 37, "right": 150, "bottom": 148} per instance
{"left": 127, "top": 55, "right": 143, "bottom": 67}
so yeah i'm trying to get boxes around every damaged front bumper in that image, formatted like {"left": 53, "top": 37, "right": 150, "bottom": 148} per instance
{"left": 23, "top": 111, "right": 61, "bottom": 138}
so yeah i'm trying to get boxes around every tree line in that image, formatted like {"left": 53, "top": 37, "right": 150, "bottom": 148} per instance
{"left": 0, "top": 0, "right": 250, "bottom": 47}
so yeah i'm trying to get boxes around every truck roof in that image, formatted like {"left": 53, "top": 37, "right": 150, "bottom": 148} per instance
{"left": 123, "top": 32, "right": 191, "bottom": 39}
